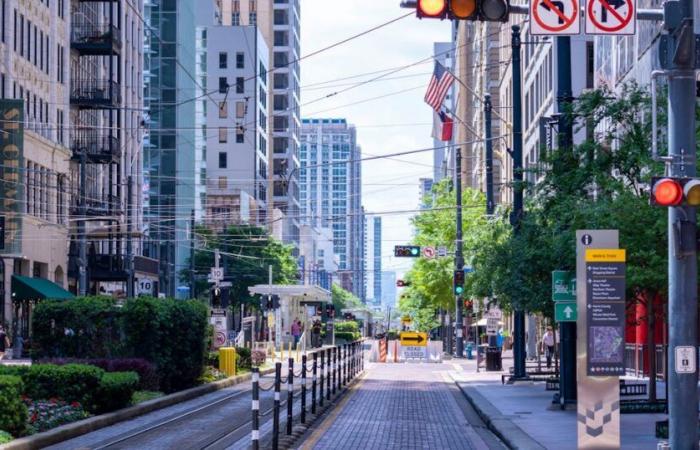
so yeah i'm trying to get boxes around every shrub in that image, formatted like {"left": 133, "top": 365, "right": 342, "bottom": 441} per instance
{"left": 334, "top": 321, "right": 359, "bottom": 334}
{"left": 0, "top": 376, "right": 26, "bottom": 437}
{"left": 334, "top": 331, "right": 360, "bottom": 342}
{"left": 24, "top": 399, "right": 88, "bottom": 434}
{"left": 40, "top": 358, "right": 158, "bottom": 391}
{"left": 205, "top": 351, "right": 219, "bottom": 367}
{"left": 95, "top": 372, "right": 139, "bottom": 414}
{"left": 251, "top": 350, "right": 266, "bottom": 367}
{"left": 0, "top": 430, "right": 12, "bottom": 443}
{"left": 235, "top": 347, "right": 252, "bottom": 369}
{"left": 22, "top": 364, "right": 104, "bottom": 413}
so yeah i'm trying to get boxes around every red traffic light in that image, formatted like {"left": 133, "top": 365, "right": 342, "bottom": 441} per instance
{"left": 651, "top": 177, "right": 683, "bottom": 206}
{"left": 417, "top": 0, "right": 447, "bottom": 18}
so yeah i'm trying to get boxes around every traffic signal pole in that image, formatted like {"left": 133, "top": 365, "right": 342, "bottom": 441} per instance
{"left": 511, "top": 25, "right": 526, "bottom": 380}
{"left": 665, "top": 0, "right": 697, "bottom": 446}
{"left": 485, "top": 94, "right": 494, "bottom": 216}
{"left": 556, "top": 36, "right": 576, "bottom": 404}
{"left": 455, "top": 147, "right": 464, "bottom": 358}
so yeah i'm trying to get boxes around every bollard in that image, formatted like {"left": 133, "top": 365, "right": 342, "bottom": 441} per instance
{"left": 301, "top": 354, "right": 307, "bottom": 424}
{"left": 273, "top": 362, "right": 281, "bottom": 450}
{"left": 319, "top": 350, "right": 325, "bottom": 407}
{"left": 251, "top": 367, "right": 260, "bottom": 450}
{"left": 287, "top": 358, "right": 294, "bottom": 435}
{"left": 331, "top": 347, "right": 337, "bottom": 396}
{"left": 326, "top": 348, "right": 331, "bottom": 401}
{"left": 336, "top": 345, "right": 341, "bottom": 392}
{"left": 312, "top": 352, "right": 318, "bottom": 414}
{"left": 342, "top": 344, "right": 347, "bottom": 386}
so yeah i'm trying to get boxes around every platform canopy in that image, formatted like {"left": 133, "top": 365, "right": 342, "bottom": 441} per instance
{"left": 247, "top": 284, "right": 331, "bottom": 303}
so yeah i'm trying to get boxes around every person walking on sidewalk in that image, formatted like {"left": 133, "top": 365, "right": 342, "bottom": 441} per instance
{"left": 542, "top": 326, "right": 555, "bottom": 368}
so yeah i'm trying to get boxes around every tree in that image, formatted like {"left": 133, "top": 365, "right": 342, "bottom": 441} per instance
{"left": 331, "top": 284, "right": 364, "bottom": 312}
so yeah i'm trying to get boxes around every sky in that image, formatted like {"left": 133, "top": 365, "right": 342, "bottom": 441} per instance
{"left": 300, "top": 1, "right": 451, "bottom": 279}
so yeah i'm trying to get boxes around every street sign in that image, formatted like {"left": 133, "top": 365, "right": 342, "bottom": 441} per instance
{"left": 210, "top": 267, "right": 224, "bottom": 281}
{"left": 585, "top": 249, "right": 626, "bottom": 376}
{"left": 555, "top": 302, "right": 577, "bottom": 322}
{"left": 402, "top": 346, "right": 427, "bottom": 360}
{"left": 585, "top": 0, "right": 635, "bottom": 35}
{"left": 422, "top": 246, "right": 436, "bottom": 259}
{"left": 401, "top": 315, "right": 413, "bottom": 325}
{"left": 675, "top": 346, "right": 696, "bottom": 374}
{"left": 137, "top": 278, "right": 155, "bottom": 296}
{"left": 486, "top": 317, "right": 499, "bottom": 336}
{"left": 400, "top": 331, "right": 427, "bottom": 347}
{"left": 464, "top": 267, "right": 474, "bottom": 274}
{"left": 487, "top": 308, "right": 502, "bottom": 319}
{"left": 437, "top": 246, "right": 447, "bottom": 257}
{"left": 530, "top": 0, "right": 580, "bottom": 36}
{"left": 552, "top": 270, "right": 576, "bottom": 302}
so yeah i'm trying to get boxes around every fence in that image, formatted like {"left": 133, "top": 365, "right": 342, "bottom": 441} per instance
{"left": 624, "top": 344, "right": 668, "bottom": 380}
{"left": 250, "top": 340, "right": 365, "bottom": 449}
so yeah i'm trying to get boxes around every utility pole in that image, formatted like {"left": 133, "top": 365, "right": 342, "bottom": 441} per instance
{"left": 454, "top": 147, "right": 464, "bottom": 358}
{"left": 126, "top": 176, "right": 134, "bottom": 299}
{"left": 511, "top": 25, "right": 526, "bottom": 379}
{"left": 556, "top": 36, "right": 577, "bottom": 403}
{"left": 190, "top": 209, "right": 195, "bottom": 298}
{"left": 664, "top": 0, "right": 697, "bottom": 446}
{"left": 78, "top": 152, "right": 87, "bottom": 296}
{"left": 484, "top": 94, "right": 494, "bottom": 216}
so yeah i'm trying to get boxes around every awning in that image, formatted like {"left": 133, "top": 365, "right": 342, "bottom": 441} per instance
{"left": 11, "top": 275, "right": 75, "bottom": 301}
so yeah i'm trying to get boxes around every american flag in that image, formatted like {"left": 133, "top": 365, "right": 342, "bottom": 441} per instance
{"left": 424, "top": 61, "right": 455, "bottom": 112}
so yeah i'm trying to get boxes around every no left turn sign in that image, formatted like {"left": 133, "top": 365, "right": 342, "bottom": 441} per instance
{"left": 530, "top": 0, "right": 580, "bottom": 35}
{"left": 422, "top": 246, "right": 436, "bottom": 259}
{"left": 586, "top": 0, "right": 636, "bottom": 35}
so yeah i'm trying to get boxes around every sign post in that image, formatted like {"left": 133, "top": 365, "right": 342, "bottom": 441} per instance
{"left": 576, "top": 230, "right": 621, "bottom": 449}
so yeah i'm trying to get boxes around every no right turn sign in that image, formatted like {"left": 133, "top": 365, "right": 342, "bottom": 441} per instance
{"left": 586, "top": 0, "right": 636, "bottom": 35}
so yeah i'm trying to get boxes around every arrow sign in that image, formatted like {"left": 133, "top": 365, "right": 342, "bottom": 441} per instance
{"left": 400, "top": 331, "right": 428, "bottom": 347}
{"left": 555, "top": 302, "right": 577, "bottom": 322}
{"left": 564, "top": 305, "right": 574, "bottom": 319}
{"left": 586, "top": 0, "right": 635, "bottom": 35}
{"left": 530, "top": 0, "right": 580, "bottom": 35}
{"left": 402, "top": 335, "right": 424, "bottom": 343}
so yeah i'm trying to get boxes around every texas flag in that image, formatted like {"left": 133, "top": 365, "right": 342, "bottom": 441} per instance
{"left": 432, "top": 111, "right": 453, "bottom": 142}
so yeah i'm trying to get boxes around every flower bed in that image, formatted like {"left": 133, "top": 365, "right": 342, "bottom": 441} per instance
{"left": 24, "top": 398, "right": 89, "bottom": 435}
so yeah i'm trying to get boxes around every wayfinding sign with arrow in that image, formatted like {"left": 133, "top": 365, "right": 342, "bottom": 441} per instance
{"left": 400, "top": 331, "right": 428, "bottom": 347}
{"left": 530, "top": 0, "right": 580, "bottom": 35}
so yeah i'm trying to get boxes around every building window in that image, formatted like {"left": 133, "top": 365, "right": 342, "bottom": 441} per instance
{"left": 218, "top": 101, "right": 227, "bottom": 118}
{"left": 236, "top": 128, "right": 244, "bottom": 143}
{"left": 236, "top": 52, "right": 244, "bottom": 69}
{"left": 219, "top": 77, "right": 228, "bottom": 93}
{"left": 219, "top": 52, "right": 227, "bottom": 69}
{"left": 218, "top": 152, "right": 227, "bottom": 168}
{"left": 218, "top": 176, "right": 227, "bottom": 189}
{"left": 249, "top": 11, "right": 256, "bottom": 25}
{"left": 236, "top": 101, "right": 246, "bottom": 118}
{"left": 236, "top": 77, "right": 244, "bottom": 94}
{"left": 231, "top": 12, "right": 240, "bottom": 25}
{"left": 218, "top": 127, "right": 227, "bottom": 143}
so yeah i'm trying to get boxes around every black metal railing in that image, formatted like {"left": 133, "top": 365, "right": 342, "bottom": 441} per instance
{"left": 70, "top": 24, "right": 121, "bottom": 53}
{"left": 70, "top": 79, "right": 122, "bottom": 107}
{"left": 71, "top": 131, "right": 120, "bottom": 163}
{"left": 70, "top": 194, "right": 121, "bottom": 217}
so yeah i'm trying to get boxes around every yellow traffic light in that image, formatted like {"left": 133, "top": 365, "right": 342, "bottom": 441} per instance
{"left": 450, "top": 0, "right": 477, "bottom": 19}
{"left": 417, "top": 0, "right": 447, "bottom": 17}
{"left": 684, "top": 179, "right": 700, "bottom": 206}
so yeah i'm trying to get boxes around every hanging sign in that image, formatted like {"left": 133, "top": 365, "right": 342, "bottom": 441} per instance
{"left": 585, "top": 0, "right": 636, "bottom": 35}
{"left": 530, "top": 0, "right": 580, "bottom": 35}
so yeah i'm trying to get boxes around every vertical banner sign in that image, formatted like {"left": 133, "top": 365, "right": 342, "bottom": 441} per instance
{"left": 530, "top": 0, "right": 581, "bottom": 35}
{"left": 0, "top": 100, "right": 24, "bottom": 255}
{"left": 585, "top": 249, "right": 626, "bottom": 376}
{"left": 585, "top": 0, "right": 636, "bottom": 35}
{"left": 576, "top": 230, "right": 620, "bottom": 450}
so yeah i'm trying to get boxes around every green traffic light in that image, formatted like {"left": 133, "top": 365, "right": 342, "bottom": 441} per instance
{"left": 411, "top": 247, "right": 419, "bottom": 256}
{"left": 455, "top": 286, "right": 464, "bottom": 295}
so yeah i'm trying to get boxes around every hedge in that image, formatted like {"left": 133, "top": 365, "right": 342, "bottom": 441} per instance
{"left": 20, "top": 364, "right": 105, "bottom": 413}
{"left": 0, "top": 376, "right": 26, "bottom": 437}
{"left": 95, "top": 372, "right": 139, "bottom": 414}
{"left": 32, "top": 296, "right": 209, "bottom": 393}
{"left": 39, "top": 358, "right": 158, "bottom": 391}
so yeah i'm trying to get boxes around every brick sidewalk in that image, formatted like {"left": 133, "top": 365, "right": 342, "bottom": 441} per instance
{"left": 298, "top": 362, "right": 506, "bottom": 450}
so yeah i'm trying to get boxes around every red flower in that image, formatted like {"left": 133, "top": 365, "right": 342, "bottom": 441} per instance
{"left": 70, "top": 402, "right": 80, "bottom": 408}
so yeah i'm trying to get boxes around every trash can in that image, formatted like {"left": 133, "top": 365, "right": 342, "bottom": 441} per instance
{"left": 219, "top": 347, "right": 237, "bottom": 377}
{"left": 485, "top": 347, "right": 502, "bottom": 371}
{"left": 466, "top": 343, "right": 473, "bottom": 360}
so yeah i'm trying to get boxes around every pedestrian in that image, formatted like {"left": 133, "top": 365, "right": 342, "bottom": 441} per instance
{"left": 542, "top": 326, "right": 555, "bottom": 368}
{"left": 311, "top": 320, "right": 322, "bottom": 348}
{"left": 291, "top": 318, "right": 301, "bottom": 346}
{"left": 0, "top": 326, "right": 10, "bottom": 361}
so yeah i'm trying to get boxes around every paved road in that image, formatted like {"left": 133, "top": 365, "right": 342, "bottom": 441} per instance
{"left": 298, "top": 362, "right": 507, "bottom": 450}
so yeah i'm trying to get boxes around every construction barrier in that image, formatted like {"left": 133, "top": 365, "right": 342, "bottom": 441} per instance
{"left": 219, "top": 347, "right": 237, "bottom": 376}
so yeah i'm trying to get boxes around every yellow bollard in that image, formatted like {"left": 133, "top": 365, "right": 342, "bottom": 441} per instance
{"left": 219, "top": 347, "right": 237, "bottom": 377}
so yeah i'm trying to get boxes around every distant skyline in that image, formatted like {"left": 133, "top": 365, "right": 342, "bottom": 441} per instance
{"left": 301, "top": 1, "right": 451, "bottom": 279}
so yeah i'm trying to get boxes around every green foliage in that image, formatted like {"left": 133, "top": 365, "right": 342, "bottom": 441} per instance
{"left": 21, "top": 364, "right": 104, "bottom": 413}
{"left": 0, "top": 430, "right": 12, "bottom": 443}
{"left": 235, "top": 347, "right": 252, "bottom": 369}
{"left": 25, "top": 399, "right": 88, "bottom": 435}
{"left": 334, "top": 321, "right": 360, "bottom": 341}
{"left": 95, "top": 372, "right": 140, "bottom": 414}
{"left": 184, "top": 225, "right": 298, "bottom": 304}
{"left": 0, "top": 376, "right": 26, "bottom": 437}
{"left": 331, "top": 285, "right": 364, "bottom": 312}
{"left": 131, "top": 391, "right": 164, "bottom": 404}
{"left": 334, "top": 332, "right": 359, "bottom": 342}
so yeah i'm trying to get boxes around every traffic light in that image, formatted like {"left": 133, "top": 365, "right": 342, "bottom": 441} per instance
{"left": 263, "top": 294, "right": 280, "bottom": 310}
{"left": 650, "top": 177, "right": 700, "bottom": 206}
{"left": 394, "top": 245, "right": 421, "bottom": 257}
{"left": 453, "top": 270, "right": 465, "bottom": 296}
{"left": 396, "top": 279, "right": 412, "bottom": 287}
{"left": 211, "top": 287, "right": 221, "bottom": 307}
{"left": 464, "top": 299, "right": 473, "bottom": 311}
{"left": 415, "top": 0, "right": 509, "bottom": 22}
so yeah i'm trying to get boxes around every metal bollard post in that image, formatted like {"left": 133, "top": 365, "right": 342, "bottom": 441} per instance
{"left": 332, "top": 347, "right": 337, "bottom": 396}
{"left": 342, "top": 344, "right": 347, "bottom": 386}
{"left": 287, "top": 357, "right": 294, "bottom": 435}
{"left": 312, "top": 352, "right": 318, "bottom": 414}
{"left": 336, "top": 345, "right": 341, "bottom": 392}
{"left": 252, "top": 367, "right": 260, "bottom": 450}
{"left": 319, "top": 350, "right": 325, "bottom": 407}
{"left": 273, "top": 362, "right": 281, "bottom": 450}
{"left": 301, "top": 354, "right": 307, "bottom": 424}
{"left": 326, "top": 348, "right": 331, "bottom": 400}
{"left": 350, "top": 343, "right": 355, "bottom": 379}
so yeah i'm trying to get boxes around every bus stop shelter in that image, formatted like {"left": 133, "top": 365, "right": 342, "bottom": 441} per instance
{"left": 248, "top": 284, "right": 331, "bottom": 350}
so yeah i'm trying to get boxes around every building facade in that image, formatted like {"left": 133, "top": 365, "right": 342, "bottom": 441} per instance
{"left": 431, "top": 40, "right": 456, "bottom": 183}
{"left": 418, "top": 177, "right": 433, "bottom": 209}
{"left": 364, "top": 216, "right": 381, "bottom": 304}
{"left": 300, "top": 118, "right": 364, "bottom": 298}
{"left": 381, "top": 271, "right": 397, "bottom": 307}
{"left": 298, "top": 224, "right": 336, "bottom": 290}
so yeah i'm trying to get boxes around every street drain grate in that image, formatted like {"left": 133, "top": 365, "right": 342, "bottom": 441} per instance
{"left": 514, "top": 411, "right": 532, "bottom": 415}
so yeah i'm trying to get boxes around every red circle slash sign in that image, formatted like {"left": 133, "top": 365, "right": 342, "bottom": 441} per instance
{"left": 588, "top": 0, "right": 633, "bottom": 32}
{"left": 532, "top": 0, "right": 578, "bottom": 33}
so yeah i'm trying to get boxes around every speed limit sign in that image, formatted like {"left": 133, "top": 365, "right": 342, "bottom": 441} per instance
{"left": 137, "top": 278, "right": 155, "bottom": 295}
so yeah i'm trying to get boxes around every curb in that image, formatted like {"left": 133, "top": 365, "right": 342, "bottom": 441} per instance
{"left": 456, "top": 383, "right": 546, "bottom": 450}
{"left": 1, "top": 367, "right": 275, "bottom": 450}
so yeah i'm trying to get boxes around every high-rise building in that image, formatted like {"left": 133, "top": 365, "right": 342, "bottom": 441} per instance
{"left": 419, "top": 178, "right": 434, "bottom": 209}
{"left": 144, "top": 0, "right": 197, "bottom": 297}
{"left": 364, "top": 216, "right": 382, "bottom": 303}
{"left": 300, "top": 118, "right": 364, "bottom": 298}
{"left": 381, "top": 271, "right": 397, "bottom": 307}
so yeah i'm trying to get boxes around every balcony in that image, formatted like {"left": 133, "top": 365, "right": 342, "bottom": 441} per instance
{"left": 70, "top": 194, "right": 121, "bottom": 217}
{"left": 70, "top": 79, "right": 121, "bottom": 108}
{"left": 68, "top": 249, "right": 127, "bottom": 283}
{"left": 71, "top": 131, "right": 120, "bottom": 164}
{"left": 71, "top": 24, "right": 121, "bottom": 55}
